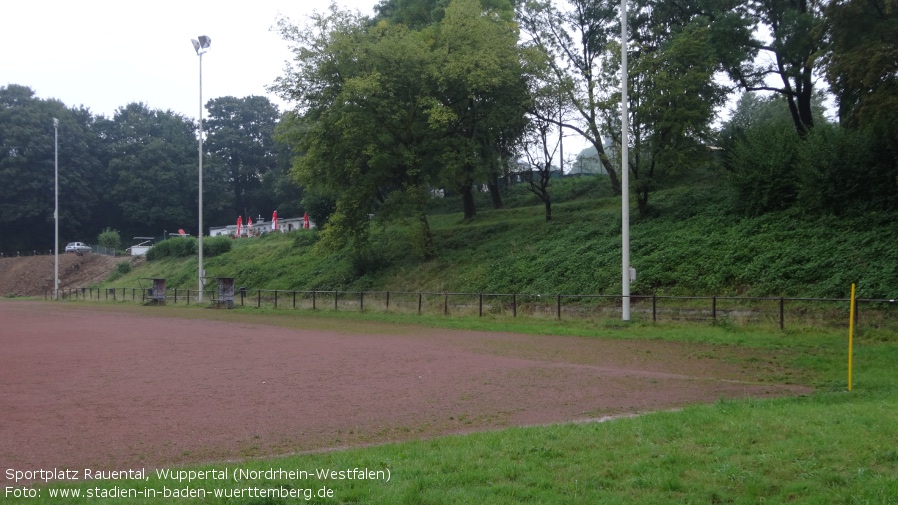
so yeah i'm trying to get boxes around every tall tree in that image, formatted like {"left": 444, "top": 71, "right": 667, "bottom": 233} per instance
{"left": 204, "top": 96, "right": 281, "bottom": 220}
{"left": 823, "top": 0, "right": 898, "bottom": 149}
{"left": 106, "top": 103, "right": 218, "bottom": 237}
{"left": 726, "top": 0, "right": 827, "bottom": 136}
{"left": 0, "top": 85, "right": 102, "bottom": 251}
{"left": 517, "top": 0, "right": 623, "bottom": 194}
{"left": 620, "top": 5, "right": 732, "bottom": 215}
{"left": 430, "top": 0, "right": 530, "bottom": 219}
{"left": 273, "top": 8, "right": 441, "bottom": 255}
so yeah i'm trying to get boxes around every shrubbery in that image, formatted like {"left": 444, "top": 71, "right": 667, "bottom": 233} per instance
{"left": 146, "top": 236, "right": 231, "bottom": 260}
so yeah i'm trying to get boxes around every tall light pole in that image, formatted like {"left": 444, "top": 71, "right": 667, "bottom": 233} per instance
{"left": 191, "top": 35, "right": 211, "bottom": 302}
{"left": 621, "top": 0, "right": 630, "bottom": 321}
{"left": 53, "top": 118, "right": 59, "bottom": 300}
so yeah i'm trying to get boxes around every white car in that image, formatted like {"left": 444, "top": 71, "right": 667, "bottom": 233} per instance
{"left": 65, "top": 242, "right": 92, "bottom": 253}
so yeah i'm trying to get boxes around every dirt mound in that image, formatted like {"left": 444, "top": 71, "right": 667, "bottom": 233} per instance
{"left": 0, "top": 253, "right": 130, "bottom": 297}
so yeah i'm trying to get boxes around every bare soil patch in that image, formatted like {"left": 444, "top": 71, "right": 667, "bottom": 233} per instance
{"left": 0, "top": 301, "right": 811, "bottom": 477}
{"left": 0, "top": 254, "right": 126, "bottom": 297}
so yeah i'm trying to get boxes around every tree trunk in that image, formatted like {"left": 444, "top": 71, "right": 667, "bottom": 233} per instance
{"left": 487, "top": 177, "right": 503, "bottom": 209}
{"left": 594, "top": 140, "right": 622, "bottom": 195}
{"left": 460, "top": 182, "right": 476, "bottom": 220}
{"left": 544, "top": 192, "right": 552, "bottom": 222}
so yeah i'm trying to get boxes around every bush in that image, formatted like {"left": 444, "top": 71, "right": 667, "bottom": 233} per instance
{"left": 146, "top": 237, "right": 196, "bottom": 260}
{"left": 105, "top": 261, "right": 132, "bottom": 282}
{"left": 97, "top": 228, "right": 122, "bottom": 251}
{"left": 203, "top": 236, "right": 232, "bottom": 257}
{"left": 726, "top": 121, "right": 800, "bottom": 216}
{"left": 146, "top": 236, "right": 231, "bottom": 261}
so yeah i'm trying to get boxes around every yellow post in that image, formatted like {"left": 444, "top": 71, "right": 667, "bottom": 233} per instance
{"left": 848, "top": 283, "right": 855, "bottom": 391}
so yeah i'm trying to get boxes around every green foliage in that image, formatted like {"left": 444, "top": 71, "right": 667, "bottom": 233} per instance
{"left": 97, "top": 228, "right": 122, "bottom": 251}
{"left": 202, "top": 236, "right": 232, "bottom": 257}
{"left": 0, "top": 85, "right": 103, "bottom": 251}
{"left": 145, "top": 236, "right": 232, "bottom": 261}
{"left": 204, "top": 95, "right": 282, "bottom": 221}
{"left": 146, "top": 237, "right": 196, "bottom": 260}
{"left": 105, "top": 261, "right": 132, "bottom": 282}
{"left": 726, "top": 120, "right": 800, "bottom": 215}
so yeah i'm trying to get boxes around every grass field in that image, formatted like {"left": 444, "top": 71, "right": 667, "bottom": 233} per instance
{"left": 4, "top": 306, "right": 896, "bottom": 504}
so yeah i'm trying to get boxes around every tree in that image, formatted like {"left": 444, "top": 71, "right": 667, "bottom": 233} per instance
{"left": 823, "top": 0, "right": 898, "bottom": 150}
{"left": 273, "top": 8, "right": 441, "bottom": 255}
{"left": 273, "top": 0, "right": 530, "bottom": 254}
{"left": 106, "top": 103, "right": 215, "bottom": 237}
{"left": 0, "top": 85, "right": 103, "bottom": 251}
{"left": 517, "top": 0, "right": 623, "bottom": 194}
{"left": 623, "top": 11, "right": 731, "bottom": 215}
{"left": 429, "top": 0, "right": 530, "bottom": 219}
{"left": 97, "top": 227, "right": 122, "bottom": 251}
{"left": 726, "top": 0, "right": 827, "bottom": 136}
{"left": 519, "top": 116, "right": 560, "bottom": 221}
{"left": 204, "top": 96, "right": 282, "bottom": 220}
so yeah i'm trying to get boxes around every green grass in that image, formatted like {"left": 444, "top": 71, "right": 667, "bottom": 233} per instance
{"left": 6, "top": 307, "right": 897, "bottom": 504}
{"left": 100, "top": 176, "right": 898, "bottom": 302}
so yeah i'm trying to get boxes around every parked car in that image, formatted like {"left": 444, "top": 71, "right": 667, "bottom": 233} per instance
{"left": 65, "top": 242, "right": 92, "bottom": 253}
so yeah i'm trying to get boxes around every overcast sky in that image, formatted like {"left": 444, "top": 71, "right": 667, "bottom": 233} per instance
{"left": 2, "top": 0, "right": 377, "bottom": 120}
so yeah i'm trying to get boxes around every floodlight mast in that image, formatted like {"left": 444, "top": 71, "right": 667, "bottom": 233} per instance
{"left": 192, "top": 35, "right": 210, "bottom": 302}
{"left": 53, "top": 118, "right": 59, "bottom": 300}
{"left": 621, "top": 0, "right": 630, "bottom": 321}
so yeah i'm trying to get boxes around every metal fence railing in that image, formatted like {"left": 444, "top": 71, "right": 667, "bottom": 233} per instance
{"left": 45, "top": 287, "right": 898, "bottom": 330}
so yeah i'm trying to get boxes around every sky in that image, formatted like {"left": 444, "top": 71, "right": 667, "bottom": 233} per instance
{"left": 1, "top": 0, "right": 378, "bottom": 120}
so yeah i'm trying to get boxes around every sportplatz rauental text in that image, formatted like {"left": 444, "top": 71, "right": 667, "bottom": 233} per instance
{"left": 7, "top": 466, "right": 391, "bottom": 484}
{"left": 6, "top": 466, "right": 391, "bottom": 499}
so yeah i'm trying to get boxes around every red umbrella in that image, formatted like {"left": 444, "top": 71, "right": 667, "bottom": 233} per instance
{"left": 303, "top": 212, "right": 310, "bottom": 229}
{"left": 271, "top": 210, "right": 278, "bottom": 231}
{"left": 236, "top": 216, "right": 242, "bottom": 237}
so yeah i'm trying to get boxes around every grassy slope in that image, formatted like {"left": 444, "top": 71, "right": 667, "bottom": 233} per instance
{"left": 106, "top": 176, "right": 898, "bottom": 300}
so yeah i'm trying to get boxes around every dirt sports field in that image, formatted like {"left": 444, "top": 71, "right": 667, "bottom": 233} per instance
{"left": 0, "top": 301, "right": 811, "bottom": 476}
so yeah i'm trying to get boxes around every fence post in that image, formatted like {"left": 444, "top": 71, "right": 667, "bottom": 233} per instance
{"left": 274, "top": 290, "right": 278, "bottom": 309}
{"left": 312, "top": 291, "right": 316, "bottom": 310}
{"left": 780, "top": 296, "right": 786, "bottom": 330}
{"left": 444, "top": 293, "right": 448, "bottom": 315}
{"left": 418, "top": 293, "right": 422, "bottom": 314}
{"left": 386, "top": 290, "right": 390, "bottom": 310}
{"left": 712, "top": 295, "right": 717, "bottom": 321}
{"left": 334, "top": 291, "right": 338, "bottom": 310}
{"left": 653, "top": 295, "right": 657, "bottom": 322}
{"left": 187, "top": 289, "right": 191, "bottom": 305}
{"left": 479, "top": 293, "right": 483, "bottom": 317}
{"left": 293, "top": 290, "right": 296, "bottom": 309}
{"left": 360, "top": 291, "right": 364, "bottom": 311}
{"left": 513, "top": 294, "right": 517, "bottom": 318}
{"left": 557, "top": 294, "right": 561, "bottom": 320}
{"left": 258, "top": 289, "right": 262, "bottom": 308}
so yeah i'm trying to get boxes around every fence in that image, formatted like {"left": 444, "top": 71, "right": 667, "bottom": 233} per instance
{"left": 46, "top": 287, "right": 898, "bottom": 330}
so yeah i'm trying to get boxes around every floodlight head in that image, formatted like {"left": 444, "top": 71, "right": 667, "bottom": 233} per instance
{"left": 191, "top": 35, "right": 211, "bottom": 55}
{"left": 53, "top": 118, "right": 58, "bottom": 128}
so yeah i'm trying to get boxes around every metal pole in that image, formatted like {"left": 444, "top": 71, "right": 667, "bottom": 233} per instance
{"left": 621, "top": 0, "right": 630, "bottom": 321}
{"left": 53, "top": 118, "right": 59, "bottom": 299}
{"left": 197, "top": 51, "right": 204, "bottom": 303}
